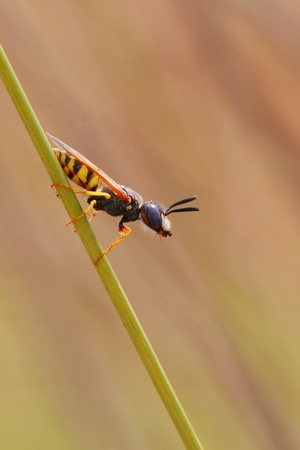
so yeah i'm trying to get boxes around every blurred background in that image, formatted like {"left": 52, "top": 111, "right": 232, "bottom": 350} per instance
{"left": 1, "top": 1, "right": 300, "bottom": 449}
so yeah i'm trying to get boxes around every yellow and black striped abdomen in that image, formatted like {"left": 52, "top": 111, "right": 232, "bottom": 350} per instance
{"left": 54, "top": 150, "right": 100, "bottom": 191}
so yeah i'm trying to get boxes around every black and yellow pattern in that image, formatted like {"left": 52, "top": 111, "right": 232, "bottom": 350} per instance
{"left": 47, "top": 132, "right": 130, "bottom": 201}
{"left": 53, "top": 149, "right": 100, "bottom": 191}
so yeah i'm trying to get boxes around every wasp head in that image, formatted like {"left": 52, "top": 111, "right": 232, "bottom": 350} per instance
{"left": 140, "top": 196, "right": 199, "bottom": 237}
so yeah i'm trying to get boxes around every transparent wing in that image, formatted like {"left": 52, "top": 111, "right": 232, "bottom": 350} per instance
{"left": 47, "top": 132, "right": 130, "bottom": 201}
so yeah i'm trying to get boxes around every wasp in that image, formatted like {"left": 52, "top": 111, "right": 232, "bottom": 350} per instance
{"left": 47, "top": 133, "right": 199, "bottom": 263}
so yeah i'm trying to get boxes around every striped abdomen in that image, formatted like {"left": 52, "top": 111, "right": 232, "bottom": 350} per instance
{"left": 54, "top": 150, "right": 100, "bottom": 191}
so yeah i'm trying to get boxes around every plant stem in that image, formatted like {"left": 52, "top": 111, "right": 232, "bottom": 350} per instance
{"left": 0, "top": 44, "right": 204, "bottom": 450}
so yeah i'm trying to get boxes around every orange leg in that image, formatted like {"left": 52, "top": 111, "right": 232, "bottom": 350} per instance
{"left": 94, "top": 225, "right": 132, "bottom": 265}
{"left": 65, "top": 200, "right": 98, "bottom": 228}
{"left": 51, "top": 183, "right": 110, "bottom": 227}
{"left": 51, "top": 183, "right": 111, "bottom": 199}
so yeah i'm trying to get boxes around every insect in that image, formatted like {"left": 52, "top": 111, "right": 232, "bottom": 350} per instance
{"left": 47, "top": 133, "right": 199, "bottom": 263}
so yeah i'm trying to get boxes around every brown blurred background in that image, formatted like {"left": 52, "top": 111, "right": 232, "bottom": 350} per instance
{"left": 1, "top": 1, "right": 300, "bottom": 449}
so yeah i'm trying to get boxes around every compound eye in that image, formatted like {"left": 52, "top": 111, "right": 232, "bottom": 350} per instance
{"left": 140, "top": 202, "right": 162, "bottom": 231}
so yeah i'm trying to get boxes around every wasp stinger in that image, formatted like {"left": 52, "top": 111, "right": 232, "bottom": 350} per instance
{"left": 47, "top": 133, "right": 199, "bottom": 263}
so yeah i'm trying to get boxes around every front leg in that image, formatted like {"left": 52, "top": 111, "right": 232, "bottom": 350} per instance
{"left": 94, "top": 222, "right": 132, "bottom": 264}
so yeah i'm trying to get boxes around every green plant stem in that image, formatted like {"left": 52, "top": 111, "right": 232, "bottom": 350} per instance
{"left": 0, "top": 44, "right": 203, "bottom": 450}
